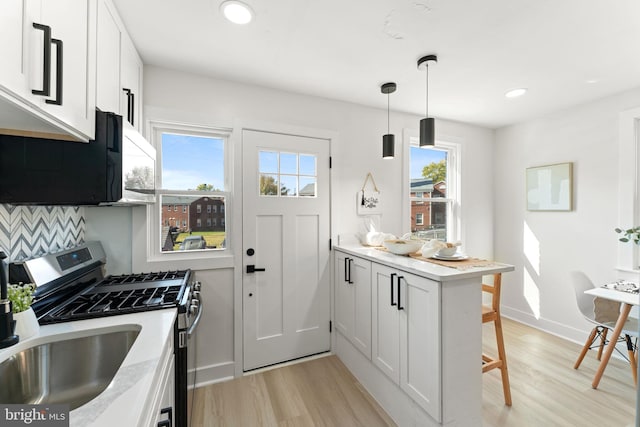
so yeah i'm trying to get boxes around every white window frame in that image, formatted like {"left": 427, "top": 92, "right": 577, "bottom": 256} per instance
{"left": 403, "top": 129, "right": 461, "bottom": 242}
{"left": 145, "top": 120, "right": 233, "bottom": 263}
{"left": 416, "top": 212, "right": 424, "bottom": 226}
{"left": 617, "top": 107, "right": 640, "bottom": 274}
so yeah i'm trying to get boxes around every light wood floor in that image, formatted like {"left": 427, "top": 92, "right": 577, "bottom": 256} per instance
{"left": 191, "top": 318, "right": 637, "bottom": 426}
{"left": 190, "top": 355, "right": 395, "bottom": 427}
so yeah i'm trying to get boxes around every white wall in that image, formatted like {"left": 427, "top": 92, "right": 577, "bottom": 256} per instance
{"left": 87, "top": 65, "right": 496, "bottom": 384}
{"left": 494, "top": 87, "right": 640, "bottom": 343}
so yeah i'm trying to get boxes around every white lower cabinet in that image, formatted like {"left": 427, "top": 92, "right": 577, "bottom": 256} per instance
{"left": 154, "top": 356, "right": 175, "bottom": 426}
{"left": 334, "top": 252, "right": 372, "bottom": 359}
{"left": 371, "top": 263, "right": 441, "bottom": 422}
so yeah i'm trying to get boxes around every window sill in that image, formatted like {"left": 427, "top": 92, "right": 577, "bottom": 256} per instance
{"left": 144, "top": 252, "right": 234, "bottom": 271}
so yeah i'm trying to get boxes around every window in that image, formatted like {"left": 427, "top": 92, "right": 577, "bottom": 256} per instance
{"left": 407, "top": 136, "right": 460, "bottom": 242}
{"left": 259, "top": 151, "right": 317, "bottom": 197}
{"left": 152, "top": 122, "right": 230, "bottom": 254}
{"left": 212, "top": 205, "right": 217, "bottom": 213}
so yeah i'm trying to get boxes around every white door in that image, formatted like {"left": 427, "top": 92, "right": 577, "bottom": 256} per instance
{"left": 242, "top": 129, "right": 331, "bottom": 371}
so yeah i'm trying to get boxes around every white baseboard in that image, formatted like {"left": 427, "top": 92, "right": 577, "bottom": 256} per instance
{"left": 501, "top": 305, "right": 633, "bottom": 362}
{"left": 190, "top": 361, "right": 235, "bottom": 389}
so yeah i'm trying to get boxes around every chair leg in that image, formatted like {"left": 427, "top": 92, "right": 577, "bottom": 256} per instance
{"left": 575, "top": 327, "right": 598, "bottom": 369}
{"left": 624, "top": 335, "right": 637, "bottom": 386}
{"left": 494, "top": 316, "right": 512, "bottom": 406}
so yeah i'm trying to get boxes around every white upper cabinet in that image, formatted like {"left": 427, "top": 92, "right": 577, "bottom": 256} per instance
{"left": 96, "top": 0, "right": 143, "bottom": 133}
{"left": 0, "top": 0, "right": 96, "bottom": 141}
{"left": 0, "top": 0, "right": 32, "bottom": 100}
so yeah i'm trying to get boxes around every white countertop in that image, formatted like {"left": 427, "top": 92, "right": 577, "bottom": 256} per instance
{"left": 0, "top": 309, "right": 177, "bottom": 427}
{"left": 334, "top": 244, "right": 514, "bottom": 281}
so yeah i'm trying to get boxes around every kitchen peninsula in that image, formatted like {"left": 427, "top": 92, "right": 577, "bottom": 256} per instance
{"left": 333, "top": 243, "right": 514, "bottom": 426}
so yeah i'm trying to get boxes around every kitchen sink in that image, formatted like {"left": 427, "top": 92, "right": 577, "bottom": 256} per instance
{"left": 0, "top": 327, "right": 140, "bottom": 410}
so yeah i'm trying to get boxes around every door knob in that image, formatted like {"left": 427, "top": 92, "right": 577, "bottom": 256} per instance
{"left": 246, "top": 265, "right": 266, "bottom": 274}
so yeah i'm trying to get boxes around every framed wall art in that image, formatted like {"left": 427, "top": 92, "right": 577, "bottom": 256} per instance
{"left": 526, "top": 162, "right": 573, "bottom": 211}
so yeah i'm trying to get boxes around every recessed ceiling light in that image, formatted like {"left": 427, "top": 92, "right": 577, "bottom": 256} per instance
{"left": 586, "top": 79, "right": 599, "bottom": 84}
{"left": 505, "top": 88, "right": 527, "bottom": 98}
{"left": 220, "top": 1, "right": 253, "bottom": 24}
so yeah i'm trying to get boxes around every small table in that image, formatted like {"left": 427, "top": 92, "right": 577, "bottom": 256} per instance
{"left": 584, "top": 286, "right": 639, "bottom": 389}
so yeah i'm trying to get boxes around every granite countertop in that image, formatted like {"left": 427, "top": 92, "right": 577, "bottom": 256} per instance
{"left": 334, "top": 244, "right": 514, "bottom": 282}
{"left": 0, "top": 309, "right": 177, "bottom": 427}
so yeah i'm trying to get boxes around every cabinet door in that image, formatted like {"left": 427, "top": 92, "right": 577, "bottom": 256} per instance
{"left": 334, "top": 252, "right": 353, "bottom": 339}
{"left": 39, "top": 0, "right": 95, "bottom": 140}
{"left": 0, "top": 0, "right": 31, "bottom": 99}
{"left": 371, "top": 263, "right": 400, "bottom": 384}
{"left": 399, "top": 271, "right": 441, "bottom": 421}
{"left": 120, "top": 34, "right": 143, "bottom": 131}
{"left": 153, "top": 356, "right": 175, "bottom": 427}
{"left": 350, "top": 256, "right": 371, "bottom": 359}
{"left": 96, "top": 0, "right": 122, "bottom": 114}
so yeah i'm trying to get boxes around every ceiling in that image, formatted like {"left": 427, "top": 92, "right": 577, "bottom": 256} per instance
{"left": 112, "top": 0, "right": 640, "bottom": 129}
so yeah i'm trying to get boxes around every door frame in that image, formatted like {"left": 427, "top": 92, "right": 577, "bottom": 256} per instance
{"left": 232, "top": 119, "right": 338, "bottom": 378}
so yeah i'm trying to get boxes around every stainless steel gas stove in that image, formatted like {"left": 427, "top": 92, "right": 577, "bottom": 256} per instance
{"left": 11, "top": 241, "right": 201, "bottom": 427}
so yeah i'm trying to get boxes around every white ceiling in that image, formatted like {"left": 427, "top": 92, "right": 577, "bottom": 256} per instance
{"left": 112, "top": 0, "right": 640, "bottom": 129}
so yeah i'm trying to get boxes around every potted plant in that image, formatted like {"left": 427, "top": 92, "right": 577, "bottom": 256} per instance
{"left": 7, "top": 283, "right": 39, "bottom": 339}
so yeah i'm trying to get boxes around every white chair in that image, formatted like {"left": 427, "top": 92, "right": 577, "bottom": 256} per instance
{"left": 571, "top": 271, "right": 638, "bottom": 385}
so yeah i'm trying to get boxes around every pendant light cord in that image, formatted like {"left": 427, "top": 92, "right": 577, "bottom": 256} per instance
{"left": 387, "top": 92, "right": 390, "bottom": 134}
{"left": 425, "top": 64, "right": 429, "bottom": 118}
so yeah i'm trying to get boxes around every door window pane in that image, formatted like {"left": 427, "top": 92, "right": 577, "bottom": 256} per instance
{"left": 259, "top": 151, "right": 278, "bottom": 173}
{"left": 260, "top": 174, "right": 279, "bottom": 196}
{"left": 280, "top": 153, "right": 298, "bottom": 175}
{"left": 299, "top": 177, "right": 316, "bottom": 197}
{"left": 280, "top": 175, "right": 298, "bottom": 197}
{"left": 300, "top": 155, "right": 316, "bottom": 176}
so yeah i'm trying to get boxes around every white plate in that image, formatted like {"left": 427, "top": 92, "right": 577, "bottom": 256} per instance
{"left": 432, "top": 254, "right": 469, "bottom": 261}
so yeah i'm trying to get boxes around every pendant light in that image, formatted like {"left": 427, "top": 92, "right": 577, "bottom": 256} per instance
{"left": 381, "top": 82, "right": 397, "bottom": 159}
{"left": 417, "top": 54, "right": 437, "bottom": 146}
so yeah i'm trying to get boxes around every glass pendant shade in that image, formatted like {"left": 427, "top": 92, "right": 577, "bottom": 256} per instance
{"left": 382, "top": 134, "right": 395, "bottom": 159}
{"left": 419, "top": 117, "right": 435, "bottom": 146}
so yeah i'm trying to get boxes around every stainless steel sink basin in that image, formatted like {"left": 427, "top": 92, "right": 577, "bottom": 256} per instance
{"left": 0, "top": 328, "right": 140, "bottom": 410}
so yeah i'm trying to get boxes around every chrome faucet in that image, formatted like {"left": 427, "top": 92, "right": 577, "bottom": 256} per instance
{"left": 0, "top": 251, "right": 19, "bottom": 348}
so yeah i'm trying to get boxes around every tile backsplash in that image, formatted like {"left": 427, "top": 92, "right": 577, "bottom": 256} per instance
{"left": 0, "top": 204, "right": 85, "bottom": 262}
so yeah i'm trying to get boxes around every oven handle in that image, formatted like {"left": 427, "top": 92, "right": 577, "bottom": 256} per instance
{"left": 187, "top": 296, "right": 203, "bottom": 336}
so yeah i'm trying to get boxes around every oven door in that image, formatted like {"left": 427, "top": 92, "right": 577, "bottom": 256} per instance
{"left": 175, "top": 283, "right": 202, "bottom": 427}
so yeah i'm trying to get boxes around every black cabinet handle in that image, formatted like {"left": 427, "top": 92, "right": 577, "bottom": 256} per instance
{"left": 45, "top": 38, "right": 63, "bottom": 105}
{"left": 123, "top": 88, "right": 133, "bottom": 124}
{"left": 130, "top": 91, "right": 135, "bottom": 125}
{"left": 390, "top": 273, "right": 397, "bottom": 306}
{"left": 347, "top": 258, "right": 354, "bottom": 284}
{"left": 32, "top": 23, "right": 52, "bottom": 97}
{"left": 397, "top": 276, "right": 404, "bottom": 310}
{"left": 158, "top": 407, "right": 172, "bottom": 427}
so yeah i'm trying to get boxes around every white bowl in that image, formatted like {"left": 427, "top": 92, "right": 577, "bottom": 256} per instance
{"left": 436, "top": 246, "right": 458, "bottom": 257}
{"left": 383, "top": 239, "right": 423, "bottom": 255}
